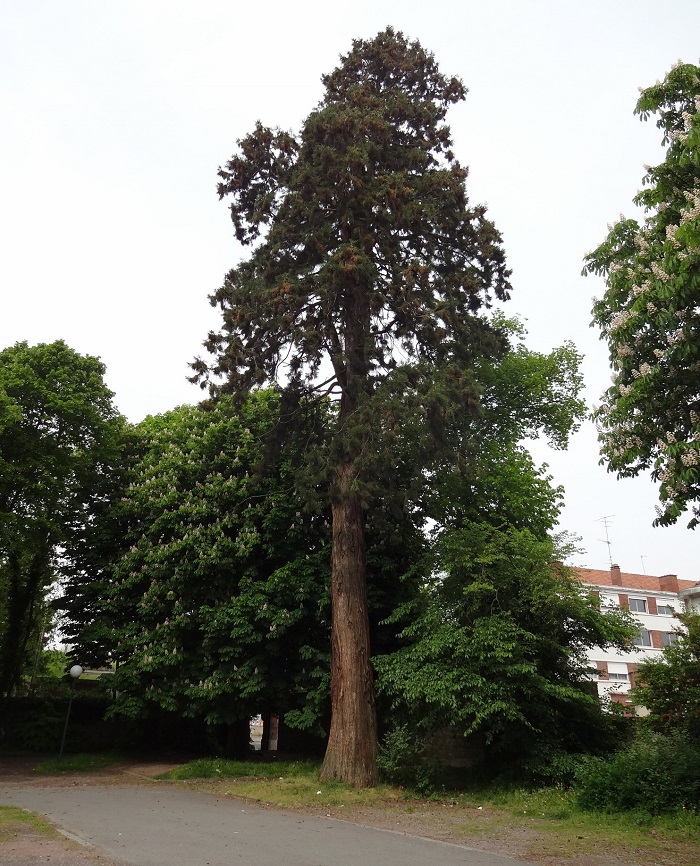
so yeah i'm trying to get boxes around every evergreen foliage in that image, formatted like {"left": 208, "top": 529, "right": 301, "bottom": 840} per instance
{"left": 193, "top": 27, "right": 515, "bottom": 786}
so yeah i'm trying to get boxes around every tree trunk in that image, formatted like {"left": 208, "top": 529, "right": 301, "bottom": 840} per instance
{"left": 0, "top": 550, "right": 46, "bottom": 699}
{"left": 319, "top": 460, "right": 379, "bottom": 787}
{"left": 261, "top": 712, "right": 271, "bottom": 752}
{"left": 224, "top": 717, "right": 251, "bottom": 759}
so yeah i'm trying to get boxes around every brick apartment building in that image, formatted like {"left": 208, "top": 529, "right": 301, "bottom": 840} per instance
{"left": 571, "top": 564, "right": 700, "bottom": 711}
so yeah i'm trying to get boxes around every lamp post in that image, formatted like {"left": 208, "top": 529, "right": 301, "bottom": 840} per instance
{"left": 59, "top": 664, "right": 83, "bottom": 758}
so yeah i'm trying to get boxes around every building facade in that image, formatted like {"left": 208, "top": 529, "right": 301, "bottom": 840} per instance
{"left": 572, "top": 564, "right": 700, "bottom": 711}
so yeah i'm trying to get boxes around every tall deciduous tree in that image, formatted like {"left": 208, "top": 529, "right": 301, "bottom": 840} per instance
{"left": 193, "top": 28, "right": 511, "bottom": 786}
{"left": 63, "top": 393, "right": 332, "bottom": 748}
{"left": 375, "top": 329, "right": 604, "bottom": 778}
{"left": 0, "top": 341, "right": 121, "bottom": 698}
{"left": 585, "top": 62, "right": 700, "bottom": 527}
{"left": 425, "top": 315, "right": 584, "bottom": 532}
{"left": 376, "top": 524, "right": 635, "bottom": 777}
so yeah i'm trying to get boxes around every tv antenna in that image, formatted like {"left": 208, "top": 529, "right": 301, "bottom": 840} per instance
{"left": 640, "top": 555, "right": 648, "bottom": 575}
{"left": 595, "top": 515, "right": 615, "bottom": 567}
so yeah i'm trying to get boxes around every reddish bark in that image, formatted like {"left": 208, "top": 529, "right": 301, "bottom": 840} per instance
{"left": 319, "top": 461, "right": 379, "bottom": 787}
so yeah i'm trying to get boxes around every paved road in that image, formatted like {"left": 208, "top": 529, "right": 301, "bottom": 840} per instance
{"left": 0, "top": 782, "right": 522, "bottom": 866}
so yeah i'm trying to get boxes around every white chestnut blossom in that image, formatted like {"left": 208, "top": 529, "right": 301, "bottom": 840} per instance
{"left": 587, "top": 65, "right": 700, "bottom": 527}
{"left": 681, "top": 450, "right": 698, "bottom": 467}
{"left": 650, "top": 261, "right": 670, "bottom": 282}
{"left": 609, "top": 309, "right": 638, "bottom": 332}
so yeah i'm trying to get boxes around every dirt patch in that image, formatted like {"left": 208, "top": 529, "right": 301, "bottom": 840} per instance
{"left": 0, "top": 820, "right": 127, "bottom": 866}
{"left": 0, "top": 755, "right": 182, "bottom": 786}
{"left": 355, "top": 804, "right": 698, "bottom": 866}
{"left": 314, "top": 802, "right": 665, "bottom": 866}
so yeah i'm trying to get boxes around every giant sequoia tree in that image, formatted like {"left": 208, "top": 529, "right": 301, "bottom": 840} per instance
{"left": 585, "top": 63, "right": 700, "bottom": 527}
{"left": 194, "top": 29, "right": 511, "bottom": 785}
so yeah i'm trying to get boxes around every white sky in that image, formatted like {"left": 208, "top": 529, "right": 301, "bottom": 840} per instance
{"left": 2, "top": 1, "right": 699, "bottom": 579}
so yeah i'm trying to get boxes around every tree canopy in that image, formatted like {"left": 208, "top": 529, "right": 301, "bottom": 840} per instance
{"left": 373, "top": 331, "right": 610, "bottom": 778}
{"left": 60, "top": 315, "right": 586, "bottom": 766}
{"left": 376, "top": 523, "right": 635, "bottom": 777}
{"left": 64, "top": 393, "right": 332, "bottom": 743}
{"left": 633, "top": 611, "right": 700, "bottom": 739}
{"left": 193, "top": 28, "right": 514, "bottom": 785}
{"left": 0, "top": 340, "right": 122, "bottom": 698}
{"left": 194, "top": 28, "right": 511, "bottom": 403}
{"left": 585, "top": 62, "right": 700, "bottom": 528}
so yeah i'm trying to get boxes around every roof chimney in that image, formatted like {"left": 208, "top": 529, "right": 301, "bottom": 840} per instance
{"left": 611, "top": 564, "right": 622, "bottom": 586}
{"left": 659, "top": 574, "right": 679, "bottom": 593}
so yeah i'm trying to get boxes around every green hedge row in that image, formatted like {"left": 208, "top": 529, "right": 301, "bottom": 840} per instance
{"left": 0, "top": 695, "right": 211, "bottom": 756}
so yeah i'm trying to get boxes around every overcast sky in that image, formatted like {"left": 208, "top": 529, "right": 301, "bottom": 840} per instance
{"left": 2, "top": 1, "right": 699, "bottom": 579}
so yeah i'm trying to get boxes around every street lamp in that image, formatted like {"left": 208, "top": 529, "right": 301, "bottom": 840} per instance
{"left": 59, "top": 664, "right": 83, "bottom": 759}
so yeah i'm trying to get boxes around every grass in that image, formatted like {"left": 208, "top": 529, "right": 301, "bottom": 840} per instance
{"left": 436, "top": 785, "right": 700, "bottom": 865}
{"left": 159, "top": 757, "right": 399, "bottom": 808}
{"left": 33, "top": 751, "right": 123, "bottom": 775}
{"left": 161, "top": 757, "right": 319, "bottom": 781}
{"left": 0, "top": 806, "right": 56, "bottom": 842}
{"left": 468, "top": 785, "right": 700, "bottom": 841}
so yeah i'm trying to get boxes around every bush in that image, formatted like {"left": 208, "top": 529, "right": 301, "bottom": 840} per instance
{"left": 0, "top": 698, "right": 64, "bottom": 752}
{"left": 0, "top": 695, "right": 214, "bottom": 756}
{"left": 378, "top": 727, "right": 444, "bottom": 793}
{"left": 514, "top": 749, "right": 595, "bottom": 789}
{"left": 575, "top": 732, "right": 700, "bottom": 814}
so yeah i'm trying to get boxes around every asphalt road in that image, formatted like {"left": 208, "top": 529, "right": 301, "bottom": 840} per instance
{"left": 0, "top": 782, "right": 523, "bottom": 866}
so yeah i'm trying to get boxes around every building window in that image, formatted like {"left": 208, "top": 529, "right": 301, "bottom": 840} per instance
{"left": 629, "top": 598, "right": 648, "bottom": 613}
{"left": 661, "top": 632, "right": 679, "bottom": 647}
{"left": 608, "top": 672, "right": 628, "bottom": 681}
{"left": 634, "top": 629, "right": 652, "bottom": 647}
{"left": 657, "top": 604, "right": 674, "bottom": 616}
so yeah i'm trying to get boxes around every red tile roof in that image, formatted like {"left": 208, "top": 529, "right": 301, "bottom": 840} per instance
{"left": 572, "top": 567, "right": 697, "bottom": 592}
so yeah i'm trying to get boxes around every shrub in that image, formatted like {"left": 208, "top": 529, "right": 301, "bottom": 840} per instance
{"left": 575, "top": 732, "right": 700, "bottom": 814}
{"left": 1, "top": 699, "right": 64, "bottom": 752}
{"left": 378, "top": 727, "right": 444, "bottom": 793}
{"left": 515, "top": 748, "right": 595, "bottom": 788}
